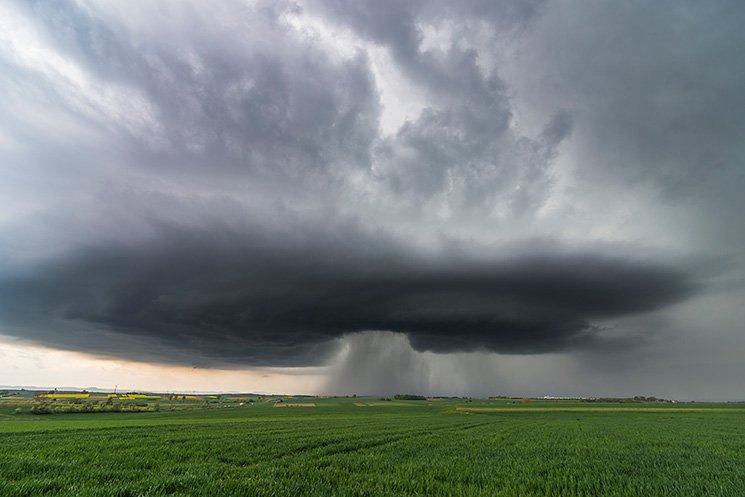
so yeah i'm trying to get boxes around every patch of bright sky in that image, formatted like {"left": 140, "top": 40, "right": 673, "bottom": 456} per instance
{"left": 0, "top": 335, "right": 325, "bottom": 394}
{"left": 0, "top": 3, "right": 163, "bottom": 146}
{"left": 282, "top": 8, "right": 426, "bottom": 136}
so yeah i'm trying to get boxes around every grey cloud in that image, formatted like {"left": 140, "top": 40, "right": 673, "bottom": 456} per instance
{"left": 3, "top": 0, "right": 571, "bottom": 220}
{"left": 309, "top": 0, "right": 546, "bottom": 61}
{"left": 11, "top": 1, "right": 380, "bottom": 184}
{"left": 510, "top": 1, "right": 745, "bottom": 247}
{"left": 307, "top": 0, "right": 572, "bottom": 216}
{"left": 0, "top": 213, "right": 697, "bottom": 366}
{"left": 370, "top": 104, "right": 572, "bottom": 217}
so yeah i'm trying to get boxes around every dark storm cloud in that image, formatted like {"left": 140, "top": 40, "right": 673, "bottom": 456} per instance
{"left": 0, "top": 216, "right": 696, "bottom": 366}
{"left": 1, "top": 0, "right": 741, "bottom": 384}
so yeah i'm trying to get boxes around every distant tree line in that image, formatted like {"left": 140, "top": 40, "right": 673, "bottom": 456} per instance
{"left": 393, "top": 394, "right": 427, "bottom": 401}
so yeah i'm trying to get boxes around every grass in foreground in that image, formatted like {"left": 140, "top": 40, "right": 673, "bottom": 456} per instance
{"left": 0, "top": 398, "right": 744, "bottom": 496}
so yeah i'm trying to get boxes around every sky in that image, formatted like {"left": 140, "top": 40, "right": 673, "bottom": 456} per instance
{"left": 1, "top": 1, "right": 744, "bottom": 400}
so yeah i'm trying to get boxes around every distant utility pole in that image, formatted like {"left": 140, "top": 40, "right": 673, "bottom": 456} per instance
{"left": 114, "top": 384, "right": 118, "bottom": 394}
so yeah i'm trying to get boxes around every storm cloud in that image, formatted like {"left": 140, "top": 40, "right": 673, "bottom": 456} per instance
{"left": 1, "top": 0, "right": 744, "bottom": 396}
{"left": 1, "top": 214, "right": 696, "bottom": 366}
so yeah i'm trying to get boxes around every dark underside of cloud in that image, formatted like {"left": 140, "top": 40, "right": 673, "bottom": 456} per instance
{"left": 0, "top": 222, "right": 697, "bottom": 366}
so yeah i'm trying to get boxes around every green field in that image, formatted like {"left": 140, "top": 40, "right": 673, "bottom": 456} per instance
{"left": 1, "top": 396, "right": 744, "bottom": 496}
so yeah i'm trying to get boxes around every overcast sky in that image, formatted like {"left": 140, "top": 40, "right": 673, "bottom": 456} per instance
{"left": 1, "top": 1, "right": 744, "bottom": 400}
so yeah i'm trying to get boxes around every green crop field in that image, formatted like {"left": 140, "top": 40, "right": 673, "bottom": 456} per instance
{"left": 1, "top": 397, "right": 744, "bottom": 496}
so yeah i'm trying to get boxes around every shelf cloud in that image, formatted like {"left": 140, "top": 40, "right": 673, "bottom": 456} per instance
{"left": 1, "top": 214, "right": 697, "bottom": 366}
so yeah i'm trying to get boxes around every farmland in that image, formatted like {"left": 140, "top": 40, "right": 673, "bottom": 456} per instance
{"left": 1, "top": 395, "right": 744, "bottom": 496}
